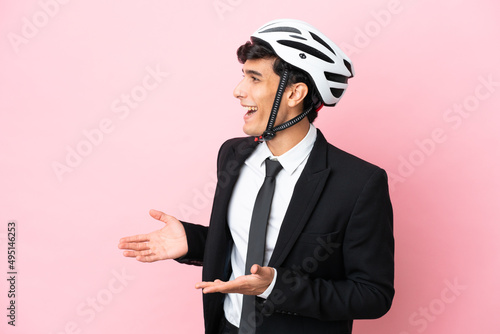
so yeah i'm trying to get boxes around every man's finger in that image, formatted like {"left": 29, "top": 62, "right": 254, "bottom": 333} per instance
{"left": 251, "top": 265, "right": 274, "bottom": 280}
{"left": 122, "top": 250, "right": 139, "bottom": 258}
{"left": 123, "top": 247, "right": 152, "bottom": 256}
{"left": 138, "top": 250, "right": 165, "bottom": 262}
{"left": 195, "top": 281, "right": 212, "bottom": 289}
{"left": 118, "top": 242, "right": 150, "bottom": 251}
{"left": 195, "top": 280, "right": 225, "bottom": 290}
{"left": 138, "top": 249, "right": 153, "bottom": 256}
{"left": 198, "top": 279, "right": 243, "bottom": 294}
{"left": 202, "top": 283, "right": 228, "bottom": 294}
{"left": 149, "top": 209, "right": 174, "bottom": 224}
{"left": 250, "top": 264, "right": 262, "bottom": 275}
{"left": 119, "top": 234, "right": 149, "bottom": 244}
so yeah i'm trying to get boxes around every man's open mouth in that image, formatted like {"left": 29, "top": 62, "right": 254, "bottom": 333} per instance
{"left": 245, "top": 106, "right": 258, "bottom": 116}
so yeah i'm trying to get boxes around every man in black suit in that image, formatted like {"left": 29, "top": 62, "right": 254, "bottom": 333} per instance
{"left": 119, "top": 19, "right": 394, "bottom": 334}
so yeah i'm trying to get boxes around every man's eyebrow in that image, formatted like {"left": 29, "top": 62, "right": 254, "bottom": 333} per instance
{"left": 242, "top": 69, "right": 263, "bottom": 77}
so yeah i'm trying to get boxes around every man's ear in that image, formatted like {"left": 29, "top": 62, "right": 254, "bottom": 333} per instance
{"left": 286, "top": 82, "right": 308, "bottom": 108}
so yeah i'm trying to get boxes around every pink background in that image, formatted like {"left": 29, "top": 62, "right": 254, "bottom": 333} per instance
{"left": 1, "top": 0, "right": 499, "bottom": 333}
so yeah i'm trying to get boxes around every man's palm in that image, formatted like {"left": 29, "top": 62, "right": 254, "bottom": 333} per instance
{"left": 118, "top": 209, "right": 188, "bottom": 262}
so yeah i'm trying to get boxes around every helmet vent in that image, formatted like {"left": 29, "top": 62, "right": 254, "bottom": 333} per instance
{"left": 324, "top": 71, "right": 348, "bottom": 84}
{"left": 330, "top": 87, "right": 344, "bottom": 98}
{"left": 289, "top": 34, "right": 307, "bottom": 41}
{"left": 343, "top": 59, "right": 354, "bottom": 77}
{"left": 277, "top": 40, "right": 334, "bottom": 63}
{"left": 260, "top": 26, "right": 301, "bottom": 34}
{"left": 310, "top": 32, "right": 336, "bottom": 55}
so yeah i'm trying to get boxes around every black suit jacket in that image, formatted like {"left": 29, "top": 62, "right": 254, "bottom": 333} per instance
{"left": 177, "top": 129, "right": 394, "bottom": 334}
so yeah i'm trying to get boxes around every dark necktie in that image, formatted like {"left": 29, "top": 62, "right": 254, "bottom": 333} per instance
{"left": 239, "top": 158, "right": 283, "bottom": 334}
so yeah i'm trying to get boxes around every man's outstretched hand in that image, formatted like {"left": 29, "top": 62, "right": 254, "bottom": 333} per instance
{"left": 195, "top": 264, "right": 275, "bottom": 295}
{"left": 118, "top": 209, "right": 188, "bottom": 262}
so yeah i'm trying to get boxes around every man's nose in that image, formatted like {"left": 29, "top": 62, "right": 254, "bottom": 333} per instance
{"left": 233, "top": 80, "right": 246, "bottom": 99}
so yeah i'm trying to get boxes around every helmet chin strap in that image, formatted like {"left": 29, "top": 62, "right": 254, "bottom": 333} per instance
{"left": 255, "top": 69, "right": 312, "bottom": 143}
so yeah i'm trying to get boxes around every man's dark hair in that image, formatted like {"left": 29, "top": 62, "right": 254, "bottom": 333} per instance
{"left": 236, "top": 39, "right": 319, "bottom": 123}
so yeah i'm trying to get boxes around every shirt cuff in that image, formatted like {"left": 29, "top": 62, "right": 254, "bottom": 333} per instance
{"left": 257, "top": 268, "right": 277, "bottom": 299}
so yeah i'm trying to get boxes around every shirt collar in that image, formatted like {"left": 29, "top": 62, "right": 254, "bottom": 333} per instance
{"left": 246, "top": 124, "right": 317, "bottom": 175}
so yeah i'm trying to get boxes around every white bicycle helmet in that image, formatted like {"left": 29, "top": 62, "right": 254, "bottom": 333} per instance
{"left": 251, "top": 19, "right": 354, "bottom": 107}
{"left": 247, "top": 19, "right": 354, "bottom": 142}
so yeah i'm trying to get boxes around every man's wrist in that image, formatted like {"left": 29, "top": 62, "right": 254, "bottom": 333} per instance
{"left": 257, "top": 268, "right": 277, "bottom": 299}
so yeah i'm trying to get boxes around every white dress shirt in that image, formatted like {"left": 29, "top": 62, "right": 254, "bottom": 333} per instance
{"left": 224, "top": 124, "right": 317, "bottom": 327}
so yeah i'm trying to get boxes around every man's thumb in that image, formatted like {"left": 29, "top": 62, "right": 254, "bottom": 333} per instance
{"left": 149, "top": 209, "right": 171, "bottom": 224}
{"left": 251, "top": 264, "right": 263, "bottom": 275}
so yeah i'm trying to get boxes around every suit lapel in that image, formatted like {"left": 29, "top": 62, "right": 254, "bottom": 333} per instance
{"left": 215, "top": 138, "right": 258, "bottom": 210}
{"left": 204, "top": 137, "right": 258, "bottom": 281}
{"left": 268, "top": 130, "right": 331, "bottom": 268}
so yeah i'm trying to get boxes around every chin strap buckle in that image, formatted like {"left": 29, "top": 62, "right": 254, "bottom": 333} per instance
{"left": 255, "top": 130, "right": 276, "bottom": 143}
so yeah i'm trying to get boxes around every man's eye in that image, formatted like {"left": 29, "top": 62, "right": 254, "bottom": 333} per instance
{"left": 251, "top": 76, "right": 259, "bottom": 82}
